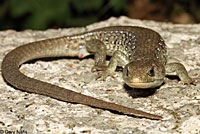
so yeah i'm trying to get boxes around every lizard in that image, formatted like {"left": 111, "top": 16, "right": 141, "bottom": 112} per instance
{"left": 1, "top": 26, "right": 194, "bottom": 120}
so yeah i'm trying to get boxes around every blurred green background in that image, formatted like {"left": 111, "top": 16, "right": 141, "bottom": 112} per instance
{"left": 0, "top": 0, "right": 200, "bottom": 30}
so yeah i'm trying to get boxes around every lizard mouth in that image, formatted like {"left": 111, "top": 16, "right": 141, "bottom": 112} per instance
{"left": 126, "top": 80, "right": 163, "bottom": 88}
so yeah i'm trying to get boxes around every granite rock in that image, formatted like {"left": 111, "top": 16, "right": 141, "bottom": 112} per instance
{"left": 0, "top": 16, "right": 200, "bottom": 134}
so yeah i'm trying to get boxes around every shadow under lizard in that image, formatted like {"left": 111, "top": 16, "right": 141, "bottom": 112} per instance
{"left": 1, "top": 26, "right": 195, "bottom": 120}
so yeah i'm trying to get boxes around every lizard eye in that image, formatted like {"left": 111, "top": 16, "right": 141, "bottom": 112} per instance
{"left": 126, "top": 68, "right": 129, "bottom": 77}
{"left": 148, "top": 67, "right": 155, "bottom": 77}
{"left": 124, "top": 66, "right": 129, "bottom": 77}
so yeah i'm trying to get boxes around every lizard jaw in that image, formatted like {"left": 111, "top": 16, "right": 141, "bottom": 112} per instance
{"left": 125, "top": 80, "right": 164, "bottom": 88}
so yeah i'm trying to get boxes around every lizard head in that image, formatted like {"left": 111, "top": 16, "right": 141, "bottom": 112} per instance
{"left": 122, "top": 59, "right": 165, "bottom": 88}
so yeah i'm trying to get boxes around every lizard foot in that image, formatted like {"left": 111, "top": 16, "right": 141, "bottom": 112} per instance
{"left": 182, "top": 78, "right": 199, "bottom": 86}
{"left": 96, "top": 70, "right": 115, "bottom": 81}
{"left": 91, "top": 65, "right": 107, "bottom": 72}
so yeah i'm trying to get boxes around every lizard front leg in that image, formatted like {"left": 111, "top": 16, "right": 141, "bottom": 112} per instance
{"left": 85, "top": 39, "right": 107, "bottom": 71}
{"left": 86, "top": 39, "right": 130, "bottom": 80}
{"left": 98, "top": 50, "right": 130, "bottom": 80}
{"left": 165, "top": 62, "right": 193, "bottom": 84}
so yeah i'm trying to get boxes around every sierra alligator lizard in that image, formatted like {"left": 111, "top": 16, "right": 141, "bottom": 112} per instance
{"left": 1, "top": 26, "right": 194, "bottom": 120}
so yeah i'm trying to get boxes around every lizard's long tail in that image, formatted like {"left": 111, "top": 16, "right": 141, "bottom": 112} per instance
{"left": 1, "top": 37, "right": 162, "bottom": 120}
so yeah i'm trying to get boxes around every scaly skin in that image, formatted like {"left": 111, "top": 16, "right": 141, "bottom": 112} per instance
{"left": 1, "top": 26, "right": 194, "bottom": 120}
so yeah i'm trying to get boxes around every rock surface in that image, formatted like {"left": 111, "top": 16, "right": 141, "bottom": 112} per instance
{"left": 0, "top": 16, "right": 200, "bottom": 134}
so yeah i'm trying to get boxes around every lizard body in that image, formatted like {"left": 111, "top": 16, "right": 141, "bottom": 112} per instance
{"left": 1, "top": 26, "right": 193, "bottom": 120}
